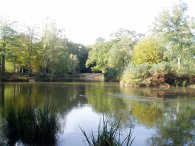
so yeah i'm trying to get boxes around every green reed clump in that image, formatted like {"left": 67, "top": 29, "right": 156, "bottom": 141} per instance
{"left": 5, "top": 104, "right": 58, "bottom": 145}
{"left": 80, "top": 117, "right": 134, "bottom": 146}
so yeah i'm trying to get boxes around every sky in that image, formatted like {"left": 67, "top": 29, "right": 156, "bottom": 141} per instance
{"left": 0, "top": 0, "right": 195, "bottom": 45}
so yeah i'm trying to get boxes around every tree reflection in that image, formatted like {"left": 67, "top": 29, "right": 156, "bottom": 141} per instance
{"left": 0, "top": 83, "right": 89, "bottom": 145}
{"left": 147, "top": 102, "right": 195, "bottom": 146}
{"left": 130, "top": 101, "right": 163, "bottom": 128}
{"left": 85, "top": 85, "right": 135, "bottom": 128}
{"left": 86, "top": 85, "right": 165, "bottom": 128}
{"left": 0, "top": 83, "right": 88, "bottom": 115}
{"left": 120, "top": 87, "right": 195, "bottom": 99}
{"left": 0, "top": 83, "right": 195, "bottom": 146}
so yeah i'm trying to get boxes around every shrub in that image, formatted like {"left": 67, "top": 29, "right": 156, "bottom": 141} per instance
{"left": 121, "top": 61, "right": 195, "bottom": 87}
{"left": 120, "top": 64, "right": 151, "bottom": 86}
{"left": 149, "top": 62, "right": 175, "bottom": 75}
{"left": 104, "top": 68, "right": 120, "bottom": 82}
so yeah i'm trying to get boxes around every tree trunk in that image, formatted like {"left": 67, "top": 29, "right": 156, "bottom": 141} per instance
{"left": 28, "top": 40, "right": 33, "bottom": 76}
{"left": 1, "top": 43, "right": 6, "bottom": 75}
{"left": 44, "top": 54, "right": 48, "bottom": 75}
{"left": 14, "top": 56, "right": 16, "bottom": 73}
{"left": 0, "top": 56, "right": 1, "bottom": 73}
{"left": 28, "top": 50, "right": 32, "bottom": 76}
{"left": 177, "top": 57, "right": 181, "bottom": 69}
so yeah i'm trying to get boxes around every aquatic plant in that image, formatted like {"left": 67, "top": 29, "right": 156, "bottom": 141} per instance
{"left": 80, "top": 116, "right": 134, "bottom": 146}
{"left": 5, "top": 104, "right": 58, "bottom": 145}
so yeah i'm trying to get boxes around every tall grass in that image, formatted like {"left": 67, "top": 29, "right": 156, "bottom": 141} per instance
{"left": 80, "top": 116, "right": 134, "bottom": 146}
{"left": 5, "top": 104, "right": 58, "bottom": 145}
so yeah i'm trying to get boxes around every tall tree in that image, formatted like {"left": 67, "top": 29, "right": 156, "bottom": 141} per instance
{"left": 87, "top": 29, "right": 143, "bottom": 73}
{"left": 132, "top": 37, "right": 163, "bottom": 64}
{"left": 25, "top": 26, "right": 37, "bottom": 75}
{"left": 152, "top": 2, "right": 195, "bottom": 64}
{"left": 41, "top": 20, "right": 58, "bottom": 75}
{"left": 0, "top": 20, "right": 16, "bottom": 74}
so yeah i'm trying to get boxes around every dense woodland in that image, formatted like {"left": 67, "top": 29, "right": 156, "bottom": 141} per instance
{"left": 0, "top": 2, "right": 195, "bottom": 86}
{"left": 0, "top": 18, "right": 90, "bottom": 78}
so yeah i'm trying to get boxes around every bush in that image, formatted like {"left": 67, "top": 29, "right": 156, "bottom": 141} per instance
{"left": 120, "top": 64, "right": 151, "bottom": 86}
{"left": 104, "top": 68, "right": 120, "bottom": 82}
{"left": 149, "top": 62, "right": 175, "bottom": 75}
{"left": 5, "top": 104, "right": 58, "bottom": 145}
{"left": 121, "top": 61, "right": 195, "bottom": 87}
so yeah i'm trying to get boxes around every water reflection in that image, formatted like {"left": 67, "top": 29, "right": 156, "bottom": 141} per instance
{"left": 147, "top": 103, "right": 195, "bottom": 146}
{"left": 86, "top": 85, "right": 195, "bottom": 145}
{"left": 0, "top": 83, "right": 194, "bottom": 145}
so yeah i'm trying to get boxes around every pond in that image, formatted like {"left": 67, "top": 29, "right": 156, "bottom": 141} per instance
{"left": 0, "top": 82, "right": 195, "bottom": 146}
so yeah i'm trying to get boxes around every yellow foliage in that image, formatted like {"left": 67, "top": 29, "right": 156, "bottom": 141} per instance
{"left": 5, "top": 61, "right": 14, "bottom": 73}
{"left": 133, "top": 37, "right": 163, "bottom": 64}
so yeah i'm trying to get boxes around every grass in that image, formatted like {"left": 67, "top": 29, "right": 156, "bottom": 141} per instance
{"left": 80, "top": 116, "right": 134, "bottom": 146}
{"left": 5, "top": 104, "right": 58, "bottom": 145}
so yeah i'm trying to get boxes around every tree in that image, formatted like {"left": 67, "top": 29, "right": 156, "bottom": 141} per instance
{"left": 152, "top": 2, "right": 195, "bottom": 64}
{"left": 96, "top": 37, "right": 106, "bottom": 44}
{"left": 87, "top": 29, "right": 143, "bottom": 73}
{"left": 110, "top": 28, "right": 144, "bottom": 43}
{"left": 132, "top": 37, "right": 163, "bottom": 64}
{"left": 108, "top": 28, "right": 144, "bottom": 70}
{"left": 25, "top": 26, "right": 38, "bottom": 75}
{"left": 7, "top": 33, "right": 25, "bottom": 73}
{"left": 66, "top": 42, "right": 89, "bottom": 72}
{"left": 86, "top": 41, "right": 112, "bottom": 72}
{"left": 41, "top": 20, "right": 59, "bottom": 75}
{"left": 108, "top": 39, "right": 134, "bottom": 71}
{"left": 0, "top": 20, "right": 16, "bottom": 74}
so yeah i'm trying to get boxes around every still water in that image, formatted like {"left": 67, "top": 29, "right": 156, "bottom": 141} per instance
{"left": 0, "top": 82, "right": 195, "bottom": 146}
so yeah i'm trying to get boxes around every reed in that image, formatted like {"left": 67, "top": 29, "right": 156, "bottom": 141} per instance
{"left": 80, "top": 116, "right": 134, "bottom": 146}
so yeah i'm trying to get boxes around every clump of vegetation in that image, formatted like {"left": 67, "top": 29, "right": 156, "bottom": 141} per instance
{"left": 132, "top": 37, "right": 163, "bottom": 64}
{"left": 121, "top": 62, "right": 195, "bottom": 87}
{"left": 80, "top": 116, "right": 134, "bottom": 146}
{"left": 104, "top": 67, "right": 120, "bottom": 82}
{"left": 4, "top": 104, "right": 58, "bottom": 145}
{"left": 120, "top": 64, "right": 152, "bottom": 86}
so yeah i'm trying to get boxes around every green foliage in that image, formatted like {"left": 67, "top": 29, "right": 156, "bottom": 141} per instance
{"left": 104, "top": 68, "right": 120, "bottom": 82}
{"left": 121, "top": 2, "right": 195, "bottom": 86}
{"left": 0, "top": 2, "right": 194, "bottom": 84}
{"left": 0, "top": 18, "right": 88, "bottom": 78}
{"left": 66, "top": 42, "right": 89, "bottom": 72}
{"left": 5, "top": 104, "right": 58, "bottom": 145}
{"left": 87, "top": 29, "right": 143, "bottom": 73}
{"left": 86, "top": 29, "right": 143, "bottom": 81}
{"left": 123, "top": 64, "right": 151, "bottom": 80}
{"left": 5, "top": 61, "right": 14, "bottom": 73}
{"left": 149, "top": 62, "right": 176, "bottom": 75}
{"left": 80, "top": 116, "right": 134, "bottom": 146}
{"left": 121, "top": 61, "right": 195, "bottom": 86}
{"left": 132, "top": 37, "right": 163, "bottom": 64}
{"left": 108, "top": 39, "right": 133, "bottom": 70}
{"left": 0, "top": 20, "right": 17, "bottom": 74}
{"left": 86, "top": 42, "right": 112, "bottom": 72}
{"left": 152, "top": 2, "right": 195, "bottom": 62}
